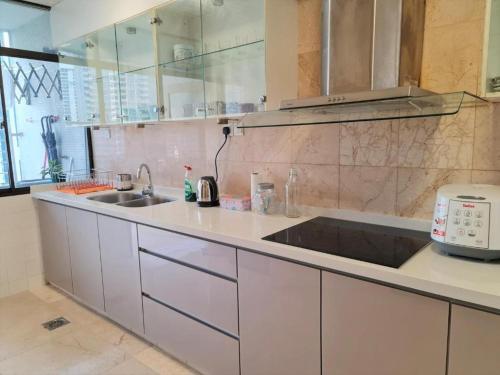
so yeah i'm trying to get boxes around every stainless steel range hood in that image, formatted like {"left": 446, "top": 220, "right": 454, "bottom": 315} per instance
{"left": 234, "top": 0, "right": 487, "bottom": 129}
{"left": 322, "top": 0, "right": 425, "bottom": 97}
{"left": 281, "top": 0, "right": 431, "bottom": 111}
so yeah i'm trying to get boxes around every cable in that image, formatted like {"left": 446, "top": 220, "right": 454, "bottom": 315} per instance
{"left": 215, "top": 126, "right": 231, "bottom": 183}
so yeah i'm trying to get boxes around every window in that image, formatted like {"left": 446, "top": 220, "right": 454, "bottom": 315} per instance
{"left": 0, "top": 1, "right": 53, "bottom": 53}
{"left": 0, "top": 1, "right": 91, "bottom": 195}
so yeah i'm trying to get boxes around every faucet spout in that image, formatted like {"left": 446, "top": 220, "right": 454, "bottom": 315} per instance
{"left": 137, "top": 163, "right": 154, "bottom": 196}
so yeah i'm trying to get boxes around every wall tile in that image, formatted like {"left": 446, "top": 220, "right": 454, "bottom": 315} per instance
{"left": 425, "top": 0, "right": 485, "bottom": 28}
{"left": 398, "top": 108, "right": 475, "bottom": 169}
{"left": 217, "top": 161, "right": 255, "bottom": 196}
{"left": 297, "top": 0, "right": 322, "bottom": 54}
{"left": 213, "top": 127, "right": 292, "bottom": 164}
{"left": 339, "top": 166, "right": 397, "bottom": 214}
{"left": 397, "top": 168, "right": 472, "bottom": 218}
{"left": 421, "top": 20, "right": 483, "bottom": 94}
{"left": 340, "top": 120, "right": 398, "bottom": 167}
{"left": 295, "top": 164, "right": 339, "bottom": 208}
{"left": 473, "top": 103, "right": 500, "bottom": 170}
{"left": 471, "top": 170, "right": 500, "bottom": 185}
{"left": 291, "top": 124, "right": 339, "bottom": 165}
{"left": 298, "top": 50, "right": 321, "bottom": 98}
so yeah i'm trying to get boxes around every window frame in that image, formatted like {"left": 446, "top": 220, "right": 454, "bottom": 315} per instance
{"left": 0, "top": 47, "right": 94, "bottom": 197}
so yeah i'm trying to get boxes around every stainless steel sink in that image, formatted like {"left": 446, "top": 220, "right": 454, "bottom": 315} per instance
{"left": 116, "top": 196, "right": 173, "bottom": 208}
{"left": 87, "top": 192, "right": 143, "bottom": 204}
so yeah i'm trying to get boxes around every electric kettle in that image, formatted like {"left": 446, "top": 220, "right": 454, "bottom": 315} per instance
{"left": 197, "top": 176, "right": 219, "bottom": 207}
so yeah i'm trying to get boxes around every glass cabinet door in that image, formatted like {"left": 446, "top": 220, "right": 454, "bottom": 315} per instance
{"left": 156, "top": 0, "right": 202, "bottom": 65}
{"left": 203, "top": 41, "right": 265, "bottom": 116}
{"left": 200, "top": 0, "right": 264, "bottom": 54}
{"left": 201, "top": 0, "right": 265, "bottom": 115}
{"left": 160, "top": 57, "right": 205, "bottom": 120}
{"left": 58, "top": 37, "right": 99, "bottom": 124}
{"left": 156, "top": 0, "right": 204, "bottom": 120}
{"left": 59, "top": 25, "right": 121, "bottom": 125}
{"left": 116, "top": 12, "right": 158, "bottom": 122}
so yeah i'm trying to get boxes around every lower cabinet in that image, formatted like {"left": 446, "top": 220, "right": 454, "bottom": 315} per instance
{"left": 143, "top": 297, "right": 239, "bottom": 375}
{"left": 66, "top": 207, "right": 104, "bottom": 312}
{"left": 322, "top": 272, "right": 449, "bottom": 375}
{"left": 238, "top": 250, "right": 321, "bottom": 375}
{"left": 37, "top": 201, "right": 73, "bottom": 294}
{"left": 98, "top": 215, "right": 144, "bottom": 335}
{"left": 448, "top": 304, "right": 500, "bottom": 375}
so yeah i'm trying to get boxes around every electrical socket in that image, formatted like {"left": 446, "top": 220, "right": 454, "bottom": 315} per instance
{"left": 231, "top": 123, "right": 244, "bottom": 136}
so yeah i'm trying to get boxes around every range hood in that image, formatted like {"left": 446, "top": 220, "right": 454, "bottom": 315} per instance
{"left": 237, "top": 0, "right": 486, "bottom": 129}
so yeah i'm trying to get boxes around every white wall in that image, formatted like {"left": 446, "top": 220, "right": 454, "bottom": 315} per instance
{"left": 0, "top": 194, "right": 44, "bottom": 297}
{"left": 50, "top": 0, "right": 172, "bottom": 46}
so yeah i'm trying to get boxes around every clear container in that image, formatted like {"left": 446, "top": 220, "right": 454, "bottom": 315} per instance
{"left": 285, "top": 168, "right": 300, "bottom": 218}
{"left": 253, "top": 182, "right": 276, "bottom": 215}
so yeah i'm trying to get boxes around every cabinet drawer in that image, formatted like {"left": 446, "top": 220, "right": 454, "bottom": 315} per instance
{"left": 138, "top": 225, "right": 236, "bottom": 278}
{"left": 143, "top": 297, "right": 239, "bottom": 375}
{"left": 140, "top": 251, "right": 238, "bottom": 335}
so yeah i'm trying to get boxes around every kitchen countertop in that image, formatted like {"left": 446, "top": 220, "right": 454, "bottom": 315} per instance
{"left": 32, "top": 187, "right": 500, "bottom": 312}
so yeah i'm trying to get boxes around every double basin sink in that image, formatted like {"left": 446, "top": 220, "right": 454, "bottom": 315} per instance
{"left": 87, "top": 192, "right": 173, "bottom": 207}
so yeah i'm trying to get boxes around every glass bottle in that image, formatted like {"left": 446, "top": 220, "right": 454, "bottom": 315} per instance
{"left": 285, "top": 168, "right": 300, "bottom": 218}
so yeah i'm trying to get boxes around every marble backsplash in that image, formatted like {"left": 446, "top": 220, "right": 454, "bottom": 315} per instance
{"left": 91, "top": 102, "right": 500, "bottom": 220}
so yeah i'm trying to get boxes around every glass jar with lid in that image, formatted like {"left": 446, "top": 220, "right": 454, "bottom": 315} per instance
{"left": 253, "top": 182, "right": 276, "bottom": 215}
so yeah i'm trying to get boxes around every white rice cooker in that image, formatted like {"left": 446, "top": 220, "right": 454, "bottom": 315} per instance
{"left": 432, "top": 184, "right": 500, "bottom": 260}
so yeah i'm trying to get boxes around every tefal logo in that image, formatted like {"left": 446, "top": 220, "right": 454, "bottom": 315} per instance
{"left": 463, "top": 203, "right": 475, "bottom": 208}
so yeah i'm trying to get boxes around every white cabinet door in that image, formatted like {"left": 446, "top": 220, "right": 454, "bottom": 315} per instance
{"left": 448, "top": 304, "right": 500, "bottom": 375}
{"left": 238, "top": 250, "right": 321, "bottom": 375}
{"left": 98, "top": 215, "right": 143, "bottom": 335}
{"left": 322, "top": 272, "right": 449, "bottom": 375}
{"left": 66, "top": 207, "right": 104, "bottom": 311}
{"left": 37, "top": 201, "right": 73, "bottom": 294}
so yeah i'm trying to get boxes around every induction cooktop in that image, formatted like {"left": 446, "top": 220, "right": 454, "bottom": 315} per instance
{"left": 262, "top": 217, "right": 431, "bottom": 268}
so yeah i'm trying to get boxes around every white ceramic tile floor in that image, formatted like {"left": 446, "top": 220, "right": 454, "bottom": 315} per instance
{"left": 0, "top": 285, "right": 198, "bottom": 375}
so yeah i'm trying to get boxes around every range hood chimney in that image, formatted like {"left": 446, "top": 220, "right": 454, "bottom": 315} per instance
{"left": 322, "top": 0, "right": 426, "bottom": 95}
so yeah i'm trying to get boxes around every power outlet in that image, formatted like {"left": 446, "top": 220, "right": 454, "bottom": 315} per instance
{"left": 231, "top": 123, "right": 244, "bottom": 136}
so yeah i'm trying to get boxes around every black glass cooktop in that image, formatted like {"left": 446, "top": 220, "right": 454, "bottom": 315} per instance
{"left": 263, "top": 217, "right": 431, "bottom": 268}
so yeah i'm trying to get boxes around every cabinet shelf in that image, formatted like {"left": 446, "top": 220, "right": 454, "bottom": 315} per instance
{"left": 235, "top": 91, "right": 486, "bottom": 129}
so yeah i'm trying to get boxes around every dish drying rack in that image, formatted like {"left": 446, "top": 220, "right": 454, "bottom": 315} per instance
{"left": 55, "top": 169, "right": 115, "bottom": 195}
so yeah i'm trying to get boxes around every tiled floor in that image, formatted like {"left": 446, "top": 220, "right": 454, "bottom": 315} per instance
{"left": 0, "top": 285, "right": 197, "bottom": 375}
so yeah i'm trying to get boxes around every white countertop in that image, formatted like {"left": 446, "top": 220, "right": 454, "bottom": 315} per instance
{"left": 32, "top": 187, "right": 500, "bottom": 311}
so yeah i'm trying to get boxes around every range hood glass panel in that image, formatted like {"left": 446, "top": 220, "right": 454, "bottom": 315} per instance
{"left": 237, "top": 91, "right": 485, "bottom": 128}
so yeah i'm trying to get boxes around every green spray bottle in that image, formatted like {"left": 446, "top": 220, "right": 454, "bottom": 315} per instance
{"left": 184, "top": 165, "right": 197, "bottom": 202}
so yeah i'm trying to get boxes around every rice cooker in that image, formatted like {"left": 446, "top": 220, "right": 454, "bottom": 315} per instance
{"left": 431, "top": 184, "right": 500, "bottom": 260}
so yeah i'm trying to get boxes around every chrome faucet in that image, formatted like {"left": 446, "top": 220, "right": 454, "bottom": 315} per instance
{"left": 137, "top": 163, "right": 153, "bottom": 196}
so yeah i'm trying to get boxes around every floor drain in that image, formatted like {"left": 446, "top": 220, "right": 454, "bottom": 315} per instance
{"left": 42, "top": 317, "right": 70, "bottom": 331}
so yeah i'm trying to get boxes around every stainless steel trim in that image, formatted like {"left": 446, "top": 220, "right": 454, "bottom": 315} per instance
{"left": 280, "top": 86, "right": 435, "bottom": 110}
{"left": 321, "top": 0, "right": 332, "bottom": 96}
{"left": 372, "top": 0, "right": 403, "bottom": 90}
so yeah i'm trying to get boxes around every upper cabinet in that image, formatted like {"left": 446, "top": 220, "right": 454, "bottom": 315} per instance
{"left": 156, "top": 0, "right": 204, "bottom": 120}
{"left": 115, "top": 12, "right": 159, "bottom": 123}
{"left": 482, "top": 0, "right": 500, "bottom": 100}
{"left": 59, "top": 25, "right": 121, "bottom": 125}
{"left": 57, "top": 0, "right": 270, "bottom": 126}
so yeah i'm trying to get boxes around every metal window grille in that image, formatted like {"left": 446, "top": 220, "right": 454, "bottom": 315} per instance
{"left": 1, "top": 61, "right": 62, "bottom": 104}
